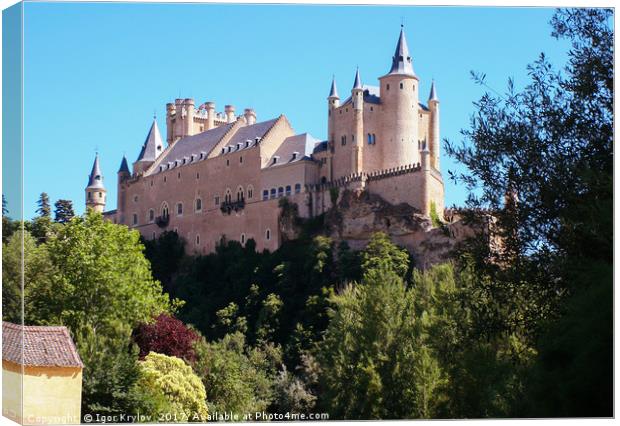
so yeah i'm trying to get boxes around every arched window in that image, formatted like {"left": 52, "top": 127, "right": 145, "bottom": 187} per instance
{"left": 195, "top": 198, "right": 202, "bottom": 212}
{"left": 225, "top": 189, "right": 232, "bottom": 204}
{"left": 241, "top": 233, "right": 246, "bottom": 245}
{"left": 177, "top": 202, "right": 183, "bottom": 215}
{"left": 132, "top": 213, "right": 138, "bottom": 225}
{"left": 247, "top": 185, "right": 254, "bottom": 200}
{"left": 270, "top": 188, "right": 276, "bottom": 199}
{"left": 263, "top": 189, "right": 269, "bottom": 201}
{"left": 295, "top": 183, "right": 302, "bottom": 194}
{"left": 99, "top": 192, "right": 103, "bottom": 198}
{"left": 285, "top": 185, "right": 291, "bottom": 196}
{"left": 161, "top": 202, "right": 169, "bottom": 219}
{"left": 265, "top": 228, "right": 271, "bottom": 241}
{"left": 278, "top": 187, "right": 284, "bottom": 197}
{"left": 237, "top": 186, "right": 244, "bottom": 202}
{"left": 148, "top": 209, "right": 154, "bottom": 222}
{"left": 214, "top": 195, "right": 220, "bottom": 206}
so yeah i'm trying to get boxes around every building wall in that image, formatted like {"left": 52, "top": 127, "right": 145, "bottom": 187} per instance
{"left": 3, "top": 361, "right": 82, "bottom": 425}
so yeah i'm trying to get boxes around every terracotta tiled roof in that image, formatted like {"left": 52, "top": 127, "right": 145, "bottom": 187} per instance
{"left": 2, "top": 322, "right": 83, "bottom": 368}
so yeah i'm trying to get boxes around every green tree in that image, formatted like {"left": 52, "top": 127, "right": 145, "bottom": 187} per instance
{"left": 445, "top": 8, "right": 612, "bottom": 416}
{"left": 192, "top": 332, "right": 274, "bottom": 416}
{"left": 255, "top": 293, "right": 283, "bottom": 344}
{"left": 316, "top": 263, "right": 445, "bottom": 419}
{"left": 134, "top": 352, "right": 209, "bottom": 422}
{"left": 53, "top": 199, "right": 75, "bottom": 224}
{"left": 31, "top": 210, "right": 176, "bottom": 339}
{"left": 77, "top": 323, "right": 154, "bottom": 420}
{"left": 2, "top": 230, "right": 55, "bottom": 324}
{"left": 360, "top": 232, "right": 410, "bottom": 278}
{"left": 36, "top": 192, "right": 51, "bottom": 217}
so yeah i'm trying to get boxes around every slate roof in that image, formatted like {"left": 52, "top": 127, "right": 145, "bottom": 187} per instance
{"left": 313, "top": 140, "right": 328, "bottom": 154}
{"left": 352, "top": 68, "right": 362, "bottom": 90}
{"left": 148, "top": 122, "right": 234, "bottom": 175}
{"left": 328, "top": 77, "right": 339, "bottom": 98}
{"left": 136, "top": 119, "right": 164, "bottom": 163}
{"left": 429, "top": 80, "right": 438, "bottom": 101}
{"left": 86, "top": 154, "right": 105, "bottom": 190}
{"left": 118, "top": 156, "right": 130, "bottom": 174}
{"left": 341, "top": 85, "right": 382, "bottom": 106}
{"left": 387, "top": 26, "right": 416, "bottom": 77}
{"left": 148, "top": 118, "right": 281, "bottom": 175}
{"left": 268, "top": 133, "right": 318, "bottom": 167}
{"left": 2, "top": 322, "right": 83, "bottom": 368}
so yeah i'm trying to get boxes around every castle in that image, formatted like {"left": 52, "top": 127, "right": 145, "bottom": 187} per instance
{"left": 85, "top": 27, "right": 445, "bottom": 254}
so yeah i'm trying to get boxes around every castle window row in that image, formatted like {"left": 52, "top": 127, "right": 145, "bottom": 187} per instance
{"left": 262, "top": 183, "right": 301, "bottom": 201}
{"left": 367, "top": 133, "right": 377, "bottom": 145}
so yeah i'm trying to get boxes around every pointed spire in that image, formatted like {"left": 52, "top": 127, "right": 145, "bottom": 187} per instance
{"left": 352, "top": 67, "right": 362, "bottom": 90}
{"left": 328, "top": 75, "right": 339, "bottom": 98}
{"left": 86, "top": 154, "right": 105, "bottom": 189}
{"left": 118, "top": 155, "right": 130, "bottom": 174}
{"left": 136, "top": 118, "right": 164, "bottom": 163}
{"left": 429, "top": 79, "right": 438, "bottom": 102}
{"left": 387, "top": 25, "right": 416, "bottom": 77}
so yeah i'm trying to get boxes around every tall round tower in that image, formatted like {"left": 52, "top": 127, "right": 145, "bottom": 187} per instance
{"left": 85, "top": 153, "right": 106, "bottom": 213}
{"left": 326, "top": 76, "right": 340, "bottom": 180}
{"left": 378, "top": 26, "right": 420, "bottom": 169}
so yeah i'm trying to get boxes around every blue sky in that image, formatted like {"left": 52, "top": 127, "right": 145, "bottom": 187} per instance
{"left": 16, "top": 3, "right": 571, "bottom": 219}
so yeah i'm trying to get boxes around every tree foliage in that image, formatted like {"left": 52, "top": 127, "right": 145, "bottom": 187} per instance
{"left": 133, "top": 314, "right": 200, "bottom": 362}
{"left": 134, "top": 352, "right": 209, "bottom": 421}
{"left": 31, "top": 210, "right": 176, "bottom": 338}
{"left": 191, "top": 332, "right": 275, "bottom": 416}
{"left": 53, "top": 199, "right": 75, "bottom": 224}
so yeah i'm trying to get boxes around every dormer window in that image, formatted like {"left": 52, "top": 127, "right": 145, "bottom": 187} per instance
{"left": 255, "top": 137, "right": 261, "bottom": 144}
{"left": 237, "top": 143, "right": 242, "bottom": 150}
{"left": 292, "top": 151, "right": 299, "bottom": 160}
{"left": 221, "top": 148, "right": 225, "bottom": 154}
{"left": 272, "top": 156, "right": 279, "bottom": 165}
{"left": 246, "top": 139, "right": 251, "bottom": 148}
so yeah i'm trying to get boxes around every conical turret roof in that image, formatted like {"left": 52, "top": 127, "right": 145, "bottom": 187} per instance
{"left": 387, "top": 26, "right": 416, "bottom": 77}
{"left": 136, "top": 118, "right": 163, "bottom": 163}
{"left": 429, "top": 79, "right": 438, "bottom": 101}
{"left": 328, "top": 76, "right": 339, "bottom": 98}
{"left": 352, "top": 67, "right": 362, "bottom": 90}
{"left": 118, "top": 155, "right": 130, "bottom": 174}
{"left": 86, "top": 154, "right": 105, "bottom": 190}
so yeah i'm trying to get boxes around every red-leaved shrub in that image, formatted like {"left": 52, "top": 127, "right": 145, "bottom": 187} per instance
{"left": 133, "top": 314, "right": 199, "bottom": 362}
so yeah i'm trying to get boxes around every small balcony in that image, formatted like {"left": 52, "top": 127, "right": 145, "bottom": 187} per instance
{"left": 155, "top": 215, "right": 169, "bottom": 228}
{"left": 220, "top": 199, "right": 245, "bottom": 215}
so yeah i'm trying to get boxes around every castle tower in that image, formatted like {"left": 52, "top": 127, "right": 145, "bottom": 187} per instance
{"left": 206, "top": 102, "right": 216, "bottom": 130}
{"left": 85, "top": 153, "right": 106, "bottom": 213}
{"left": 244, "top": 108, "right": 257, "bottom": 125}
{"left": 326, "top": 76, "right": 339, "bottom": 181}
{"left": 378, "top": 26, "right": 419, "bottom": 170}
{"left": 133, "top": 118, "right": 164, "bottom": 174}
{"left": 117, "top": 155, "right": 130, "bottom": 224}
{"left": 225, "top": 105, "right": 236, "bottom": 123}
{"left": 351, "top": 68, "right": 364, "bottom": 174}
{"left": 428, "top": 80, "right": 440, "bottom": 170}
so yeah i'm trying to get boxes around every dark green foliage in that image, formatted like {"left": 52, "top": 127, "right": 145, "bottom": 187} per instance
{"left": 36, "top": 192, "right": 51, "bottom": 217}
{"left": 192, "top": 332, "right": 276, "bottom": 415}
{"left": 53, "top": 199, "right": 75, "bottom": 223}
{"left": 519, "top": 261, "right": 612, "bottom": 417}
{"left": 142, "top": 231, "right": 186, "bottom": 293}
{"left": 445, "top": 8, "right": 612, "bottom": 417}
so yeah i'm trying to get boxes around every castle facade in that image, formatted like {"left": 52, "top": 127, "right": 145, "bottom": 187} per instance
{"left": 85, "top": 27, "right": 445, "bottom": 253}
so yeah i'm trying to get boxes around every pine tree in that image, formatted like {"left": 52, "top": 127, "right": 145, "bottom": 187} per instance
{"left": 36, "top": 192, "right": 51, "bottom": 217}
{"left": 54, "top": 199, "right": 75, "bottom": 224}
